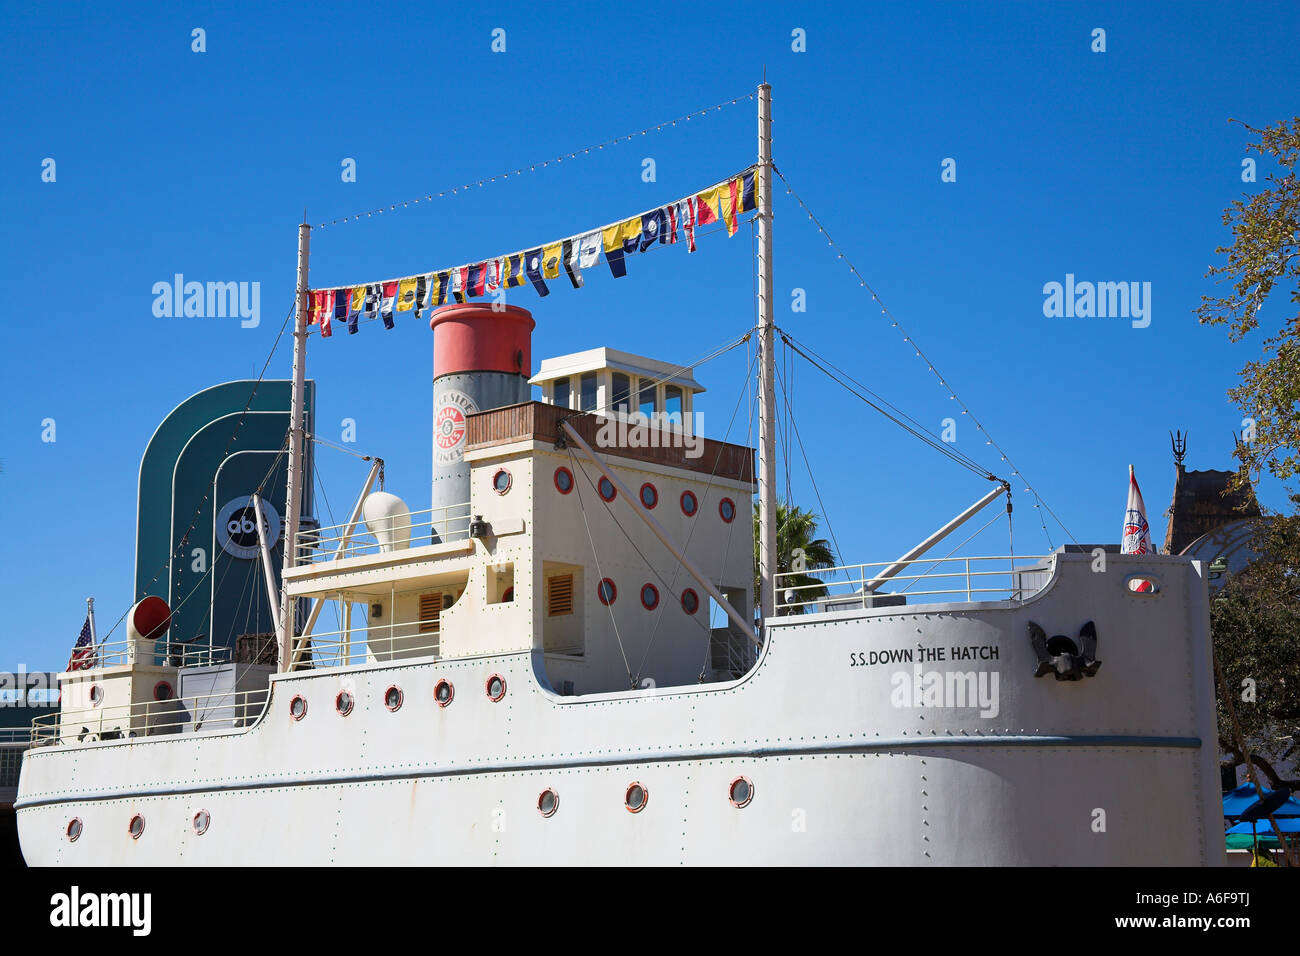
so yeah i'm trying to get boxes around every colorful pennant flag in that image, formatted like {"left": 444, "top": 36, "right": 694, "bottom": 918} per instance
{"left": 309, "top": 168, "right": 758, "bottom": 336}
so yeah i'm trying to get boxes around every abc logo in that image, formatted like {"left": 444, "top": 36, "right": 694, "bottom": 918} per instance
{"left": 216, "top": 496, "right": 281, "bottom": 560}
{"left": 226, "top": 508, "right": 265, "bottom": 547}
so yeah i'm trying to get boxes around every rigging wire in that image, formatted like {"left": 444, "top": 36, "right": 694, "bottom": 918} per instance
{"left": 771, "top": 164, "right": 1074, "bottom": 549}
{"left": 315, "top": 92, "right": 757, "bottom": 230}
{"left": 780, "top": 331, "right": 999, "bottom": 483}
{"left": 564, "top": 444, "right": 635, "bottom": 688}
{"left": 95, "top": 300, "right": 298, "bottom": 646}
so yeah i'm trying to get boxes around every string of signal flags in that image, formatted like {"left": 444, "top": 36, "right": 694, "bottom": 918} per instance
{"left": 306, "top": 167, "right": 759, "bottom": 337}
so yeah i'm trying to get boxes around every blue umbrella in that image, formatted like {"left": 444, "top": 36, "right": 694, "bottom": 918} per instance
{"left": 1222, "top": 783, "right": 1300, "bottom": 819}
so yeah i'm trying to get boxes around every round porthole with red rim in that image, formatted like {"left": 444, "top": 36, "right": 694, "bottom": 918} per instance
{"left": 640, "top": 583, "right": 659, "bottom": 610}
{"left": 681, "top": 588, "right": 700, "bottom": 615}
{"left": 192, "top": 809, "right": 211, "bottom": 835}
{"left": 680, "top": 490, "right": 698, "bottom": 516}
{"left": 492, "top": 468, "right": 513, "bottom": 495}
{"left": 625, "top": 782, "right": 649, "bottom": 813}
{"left": 335, "top": 690, "right": 354, "bottom": 716}
{"left": 289, "top": 695, "right": 308, "bottom": 721}
{"left": 434, "top": 679, "right": 455, "bottom": 707}
{"left": 66, "top": 818, "right": 83, "bottom": 842}
{"left": 153, "top": 681, "right": 173, "bottom": 702}
{"left": 128, "top": 814, "right": 146, "bottom": 840}
{"left": 729, "top": 776, "right": 754, "bottom": 808}
{"left": 486, "top": 674, "right": 507, "bottom": 702}
{"left": 639, "top": 482, "right": 658, "bottom": 509}
{"left": 597, "top": 578, "right": 617, "bottom": 605}
{"left": 719, "top": 497, "right": 737, "bottom": 523}
{"left": 537, "top": 788, "right": 559, "bottom": 818}
{"left": 384, "top": 685, "right": 404, "bottom": 712}
{"left": 598, "top": 476, "right": 617, "bottom": 502}
{"left": 89, "top": 685, "right": 104, "bottom": 707}
{"left": 554, "top": 467, "right": 574, "bottom": 495}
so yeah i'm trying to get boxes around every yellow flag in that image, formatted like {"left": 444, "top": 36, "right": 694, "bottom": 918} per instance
{"left": 350, "top": 286, "right": 366, "bottom": 313}
{"left": 721, "top": 178, "right": 740, "bottom": 236}
{"left": 542, "top": 241, "right": 563, "bottom": 279}
{"left": 397, "top": 277, "right": 417, "bottom": 312}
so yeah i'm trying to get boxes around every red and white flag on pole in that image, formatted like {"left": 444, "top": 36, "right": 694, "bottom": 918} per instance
{"left": 1121, "top": 464, "right": 1154, "bottom": 555}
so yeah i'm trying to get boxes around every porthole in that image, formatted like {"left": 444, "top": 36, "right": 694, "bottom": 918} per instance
{"left": 640, "top": 583, "right": 659, "bottom": 610}
{"left": 598, "top": 476, "right": 617, "bottom": 502}
{"left": 554, "top": 467, "right": 574, "bottom": 495}
{"left": 681, "top": 588, "right": 700, "bottom": 615}
{"left": 537, "top": 788, "right": 560, "bottom": 818}
{"left": 335, "top": 690, "right": 354, "bottom": 716}
{"left": 153, "top": 681, "right": 173, "bottom": 702}
{"left": 680, "top": 490, "right": 698, "bottom": 516}
{"left": 192, "top": 809, "right": 211, "bottom": 835}
{"left": 486, "top": 674, "right": 507, "bottom": 702}
{"left": 639, "top": 482, "right": 658, "bottom": 509}
{"left": 289, "top": 695, "right": 308, "bottom": 721}
{"left": 729, "top": 776, "right": 754, "bottom": 808}
{"left": 384, "top": 685, "right": 404, "bottom": 712}
{"left": 625, "top": 782, "right": 649, "bottom": 813}
{"left": 66, "top": 818, "right": 83, "bottom": 842}
{"left": 89, "top": 685, "right": 103, "bottom": 707}
{"left": 128, "top": 814, "right": 146, "bottom": 840}
{"left": 492, "top": 468, "right": 513, "bottom": 495}
{"left": 597, "top": 578, "right": 618, "bottom": 605}
{"left": 719, "top": 497, "right": 737, "bottom": 523}
{"left": 434, "top": 679, "right": 455, "bottom": 707}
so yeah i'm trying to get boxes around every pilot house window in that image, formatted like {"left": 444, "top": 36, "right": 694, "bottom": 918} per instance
{"left": 418, "top": 593, "right": 443, "bottom": 633}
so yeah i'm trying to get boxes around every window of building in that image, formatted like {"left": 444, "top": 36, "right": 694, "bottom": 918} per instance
{"left": 639, "top": 383, "right": 657, "bottom": 418}
{"left": 612, "top": 372, "right": 632, "bottom": 414}
{"left": 665, "top": 384, "right": 683, "bottom": 418}
{"left": 554, "top": 378, "right": 571, "bottom": 409}
{"left": 547, "top": 573, "right": 574, "bottom": 617}
{"left": 418, "top": 593, "right": 442, "bottom": 633}
{"left": 579, "top": 372, "right": 598, "bottom": 412}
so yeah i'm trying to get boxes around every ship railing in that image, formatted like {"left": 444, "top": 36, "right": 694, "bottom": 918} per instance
{"left": 286, "top": 619, "right": 443, "bottom": 671}
{"left": 775, "top": 554, "right": 1052, "bottom": 614}
{"left": 294, "top": 503, "right": 474, "bottom": 564}
{"left": 61, "top": 639, "right": 230, "bottom": 672}
{"left": 28, "top": 686, "right": 271, "bottom": 748}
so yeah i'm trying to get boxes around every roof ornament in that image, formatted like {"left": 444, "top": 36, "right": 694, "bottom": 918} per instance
{"left": 1170, "top": 429, "right": 1187, "bottom": 467}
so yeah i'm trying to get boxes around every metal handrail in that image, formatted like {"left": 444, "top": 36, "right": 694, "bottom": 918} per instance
{"left": 287, "top": 618, "right": 444, "bottom": 671}
{"left": 30, "top": 686, "right": 272, "bottom": 747}
{"left": 295, "top": 502, "right": 474, "bottom": 563}
{"left": 62, "top": 639, "right": 229, "bottom": 672}
{"left": 774, "top": 554, "right": 1052, "bottom": 612}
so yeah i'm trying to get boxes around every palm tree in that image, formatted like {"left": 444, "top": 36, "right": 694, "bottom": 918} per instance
{"left": 753, "top": 502, "right": 836, "bottom": 616}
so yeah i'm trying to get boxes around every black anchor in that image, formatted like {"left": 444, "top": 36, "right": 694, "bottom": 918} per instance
{"left": 1028, "top": 620, "right": 1102, "bottom": 681}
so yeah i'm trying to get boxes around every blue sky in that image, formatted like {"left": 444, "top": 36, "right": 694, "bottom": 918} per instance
{"left": 2, "top": 1, "right": 1297, "bottom": 667}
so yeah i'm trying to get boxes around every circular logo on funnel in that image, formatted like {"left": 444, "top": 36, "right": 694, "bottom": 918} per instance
{"left": 435, "top": 390, "right": 478, "bottom": 464}
{"left": 216, "top": 496, "right": 281, "bottom": 560}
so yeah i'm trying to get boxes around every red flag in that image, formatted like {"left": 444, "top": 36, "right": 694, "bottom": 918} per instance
{"left": 319, "top": 289, "right": 335, "bottom": 337}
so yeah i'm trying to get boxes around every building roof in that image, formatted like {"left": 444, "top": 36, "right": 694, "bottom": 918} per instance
{"left": 529, "top": 348, "right": 705, "bottom": 393}
{"left": 1164, "top": 466, "right": 1260, "bottom": 555}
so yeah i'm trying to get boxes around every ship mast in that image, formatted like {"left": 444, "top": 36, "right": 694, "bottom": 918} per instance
{"left": 756, "top": 82, "right": 777, "bottom": 625}
{"left": 279, "top": 220, "right": 310, "bottom": 671}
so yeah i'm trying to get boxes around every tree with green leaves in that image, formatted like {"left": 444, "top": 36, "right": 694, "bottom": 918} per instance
{"left": 754, "top": 501, "right": 836, "bottom": 616}
{"left": 1199, "top": 118, "right": 1300, "bottom": 792}
{"left": 1197, "top": 117, "right": 1300, "bottom": 488}
{"left": 1211, "top": 501, "right": 1300, "bottom": 790}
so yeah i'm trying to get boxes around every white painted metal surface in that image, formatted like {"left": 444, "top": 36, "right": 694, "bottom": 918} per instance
{"left": 17, "top": 552, "right": 1224, "bottom": 865}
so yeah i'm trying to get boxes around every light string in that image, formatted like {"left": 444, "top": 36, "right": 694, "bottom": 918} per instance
{"left": 315, "top": 92, "right": 757, "bottom": 231}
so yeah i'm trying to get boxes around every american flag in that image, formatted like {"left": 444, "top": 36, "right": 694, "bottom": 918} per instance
{"left": 67, "top": 615, "right": 96, "bottom": 671}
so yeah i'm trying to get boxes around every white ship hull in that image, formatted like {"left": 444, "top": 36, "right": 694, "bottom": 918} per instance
{"left": 17, "top": 553, "right": 1224, "bottom": 866}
